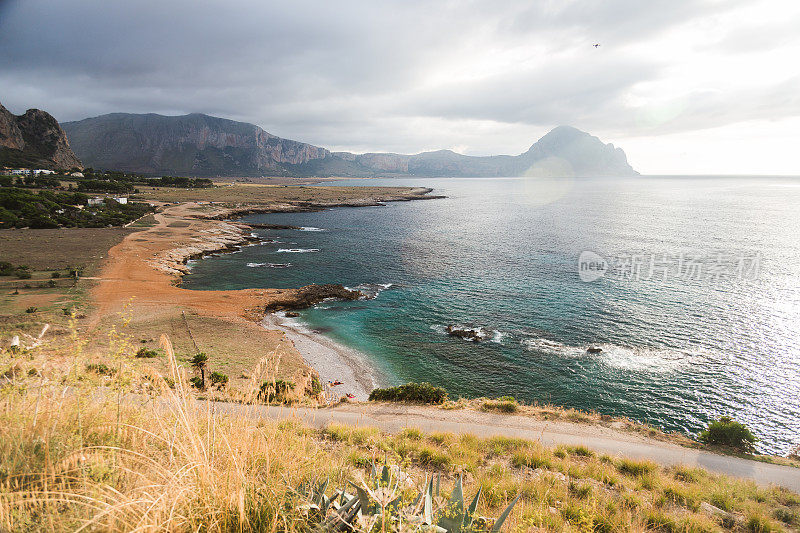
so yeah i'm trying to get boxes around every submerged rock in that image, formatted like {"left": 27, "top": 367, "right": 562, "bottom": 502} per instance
{"left": 445, "top": 325, "right": 486, "bottom": 342}
{"left": 586, "top": 347, "right": 603, "bottom": 354}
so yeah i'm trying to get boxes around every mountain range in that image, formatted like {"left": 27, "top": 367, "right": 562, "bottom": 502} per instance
{"left": 0, "top": 103, "right": 82, "bottom": 170}
{"left": 62, "top": 112, "right": 638, "bottom": 178}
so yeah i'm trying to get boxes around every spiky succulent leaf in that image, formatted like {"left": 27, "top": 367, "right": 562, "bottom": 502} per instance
{"left": 437, "top": 475, "right": 465, "bottom": 532}
{"left": 424, "top": 486, "right": 434, "bottom": 525}
{"left": 464, "top": 487, "right": 482, "bottom": 529}
{"left": 490, "top": 494, "right": 520, "bottom": 532}
{"left": 356, "top": 486, "right": 378, "bottom": 516}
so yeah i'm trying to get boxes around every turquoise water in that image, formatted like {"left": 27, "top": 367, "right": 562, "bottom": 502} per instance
{"left": 183, "top": 176, "right": 800, "bottom": 454}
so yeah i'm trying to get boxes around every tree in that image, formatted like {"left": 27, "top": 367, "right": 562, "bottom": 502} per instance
{"left": 699, "top": 416, "right": 758, "bottom": 453}
{"left": 190, "top": 353, "right": 209, "bottom": 390}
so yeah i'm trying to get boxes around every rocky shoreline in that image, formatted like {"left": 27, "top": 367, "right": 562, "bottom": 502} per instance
{"left": 147, "top": 220, "right": 258, "bottom": 277}
{"left": 150, "top": 187, "right": 441, "bottom": 278}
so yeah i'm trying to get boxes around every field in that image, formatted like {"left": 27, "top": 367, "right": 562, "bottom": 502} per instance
{"left": 133, "top": 182, "right": 435, "bottom": 205}
{"left": 0, "top": 227, "right": 137, "bottom": 273}
{"left": 1, "top": 335, "right": 798, "bottom": 532}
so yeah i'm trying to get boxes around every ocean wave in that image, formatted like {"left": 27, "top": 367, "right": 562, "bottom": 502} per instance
{"left": 491, "top": 330, "right": 509, "bottom": 344}
{"left": 299, "top": 226, "right": 325, "bottom": 232}
{"left": 521, "top": 337, "right": 691, "bottom": 373}
{"left": 247, "top": 262, "right": 292, "bottom": 268}
{"left": 431, "top": 323, "right": 494, "bottom": 342}
{"left": 346, "top": 282, "right": 395, "bottom": 299}
{"left": 276, "top": 248, "right": 319, "bottom": 253}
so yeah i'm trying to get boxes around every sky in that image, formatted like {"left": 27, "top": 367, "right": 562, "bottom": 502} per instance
{"left": 1, "top": 0, "right": 799, "bottom": 175}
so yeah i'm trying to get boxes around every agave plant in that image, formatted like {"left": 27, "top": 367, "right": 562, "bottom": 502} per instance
{"left": 296, "top": 464, "right": 520, "bottom": 532}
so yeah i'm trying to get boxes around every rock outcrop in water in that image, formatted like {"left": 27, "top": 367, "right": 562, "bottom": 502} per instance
{"left": 0, "top": 103, "right": 82, "bottom": 170}
{"left": 445, "top": 325, "right": 488, "bottom": 342}
{"left": 262, "top": 284, "right": 362, "bottom": 312}
{"left": 62, "top": 111, "right": 637, "bottom": 177}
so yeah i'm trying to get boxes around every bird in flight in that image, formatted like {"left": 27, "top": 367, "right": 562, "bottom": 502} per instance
{"left": 593, "top": 43, "right": 601, "bottom": 48}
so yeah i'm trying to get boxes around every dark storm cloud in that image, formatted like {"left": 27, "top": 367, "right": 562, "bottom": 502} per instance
{"left": 0, "top": 0, "right": 794, "bottom": 154}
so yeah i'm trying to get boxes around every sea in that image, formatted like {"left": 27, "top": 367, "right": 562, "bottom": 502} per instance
{"left": 183, "top": 176, "right": 800, "bottom": 455}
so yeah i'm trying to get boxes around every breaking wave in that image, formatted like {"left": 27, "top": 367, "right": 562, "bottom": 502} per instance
{"left": 247, "top": 262, "right": 292, "bottom": 268}
{"left": 521, "top": 337, "right": 695, "bottom": 373}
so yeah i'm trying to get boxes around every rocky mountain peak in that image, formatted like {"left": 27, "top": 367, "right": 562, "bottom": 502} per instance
{"left": 0, "top": 103, "right": 82, "bottom": 170}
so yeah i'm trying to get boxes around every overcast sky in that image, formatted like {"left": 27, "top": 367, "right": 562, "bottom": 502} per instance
{"left": 1, "top": 0, "right": 798, "bottom": 174}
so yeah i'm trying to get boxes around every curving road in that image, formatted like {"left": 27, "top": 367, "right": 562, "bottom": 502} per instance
{"left": 206, "top": 400, "right": 800, "bottom": 492}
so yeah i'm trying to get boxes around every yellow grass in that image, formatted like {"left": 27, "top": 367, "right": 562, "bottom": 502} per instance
{"left": 1, "top": 332, "right": 799, "bottom": 532}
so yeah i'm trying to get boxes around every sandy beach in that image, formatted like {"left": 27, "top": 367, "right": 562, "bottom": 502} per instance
{"left": 262, "top": 312, "right": 383, "bottom": 401}
{"left": 87, "top": 183, "right": 437, "bottom": 396}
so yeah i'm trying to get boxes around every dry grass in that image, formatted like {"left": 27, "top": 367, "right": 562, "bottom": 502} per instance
{"left": 1, "top": 332, "right": 799, "bottom": 532}
{"left": 0, "top": 227, "right": 136, "bottom": 274}
{"left": 133, "top": 183, "right": 430, "bottom": 206}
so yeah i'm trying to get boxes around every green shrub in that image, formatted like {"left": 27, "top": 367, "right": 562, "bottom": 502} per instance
{"left": 699, "top": 416, "right": 758, "bottom": 453}
{"left": 210, "top": 371, "right": 229, "bottom": 389}
{"left": 307, "top": 375, "right": 322, "bottom": 396}
{"left": 617, "top": 458, "right": 657, "bottom": 477}
{"left": 25, "top": 306, "right": 37, "bottom": 313}
{"left": 0, "top": 261, "right": 14, "bottom": 276}
{"left": 368, "top": 382, "right": 448, "bottom": 404}
{"left": 482, "top": 397, "right": 519, "bottom": 413}
{"left": 50, "top": 271, "right": 61, "bottom": 278}
{"left": 135, "top": 347, "right": 158, "bottom": 358}
{"left": 86, "top": 363, "right": 115, "bottom": 376}
{"left": 259, "top": 379, "right": 295, "bottom": 403}
{"left": 189, "top": 376, "right": 204, "bottom": 389}
{"left": 747, "top": 514, "right": 781, "bottom": 532}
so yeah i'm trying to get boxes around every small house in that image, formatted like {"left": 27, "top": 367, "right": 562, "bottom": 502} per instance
{"left": 87, "top": 197, "right": 104, "bottom": 206}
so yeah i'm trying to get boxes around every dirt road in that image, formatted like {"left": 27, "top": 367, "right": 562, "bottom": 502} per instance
{"left": 208, "top": 400, "right": 800, "bottom": 492}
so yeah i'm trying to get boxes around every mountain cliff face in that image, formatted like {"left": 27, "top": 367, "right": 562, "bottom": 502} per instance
{"left": 325, "top": 126, "right": 637, "bottom": 177}
{"left": 62, "top": 113, "right": 330, "bottom": 176}
{"left": 63, "top": 111, "right": 637, "bottom": 177}
{"left": 0, "top": 103, "right": 82, "bottom": 170}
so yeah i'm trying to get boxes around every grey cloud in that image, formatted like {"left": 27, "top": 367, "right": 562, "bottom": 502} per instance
{"left": 0, "top": 0, "right": 795, "bottom": 156}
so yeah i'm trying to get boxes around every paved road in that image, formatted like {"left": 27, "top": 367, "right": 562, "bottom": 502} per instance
{"left": 207, "top": 401, "right": 799, "bottom": 492}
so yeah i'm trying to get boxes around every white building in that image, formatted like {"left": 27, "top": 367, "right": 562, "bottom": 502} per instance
{"left": 112, "top": 196, "right": 128, "bottom": 205}
{"left": 70, "top": 172, "right": 84, "bottom": 178}
{"left": 33, "top": 169, "right": 56, "bottom": 176}
{"left": 10, "top": 169, "right": 29, "bottom": 175}
{"left": 87, "top": 197, "right": 104, "bottom": 206}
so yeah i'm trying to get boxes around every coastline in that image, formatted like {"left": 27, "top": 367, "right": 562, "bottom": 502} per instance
{"left": 262, "top": 312, "right": 383, "bottom": 401}
{"left": 89, "top": 184, "right": 438, "bottom": 396}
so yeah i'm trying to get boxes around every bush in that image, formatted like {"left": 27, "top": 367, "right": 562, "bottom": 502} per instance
{"left": 86, "top": 363, "right": 116, "bottom": 376}
{"left": 482, "top": 396, "right": 519, "bottom": 413}
{"left": 307, "top": 375, "right": 323, "bottom": 396}
{"left": 258, "top": 379, "right": 295, "bottom": 403}
{"left": 368, "top": 382, "right": 448, "bottom": 404}
{"left": 25, "top": 306, "right": 37, "bottom": 313}
{"left": 135, "top": 347, "right": 159, "bottom": 358}
{"left": 699, "top": 416, "right": 758, "bottom": 453}
{"left": 0, "top": 261, "right": 13, "bottom": 276}
{"left": 210, "top": 371, "right": 229, "bottom": 389}
{"left": 189, "top": 376, "right": 204, "bottom": 390}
